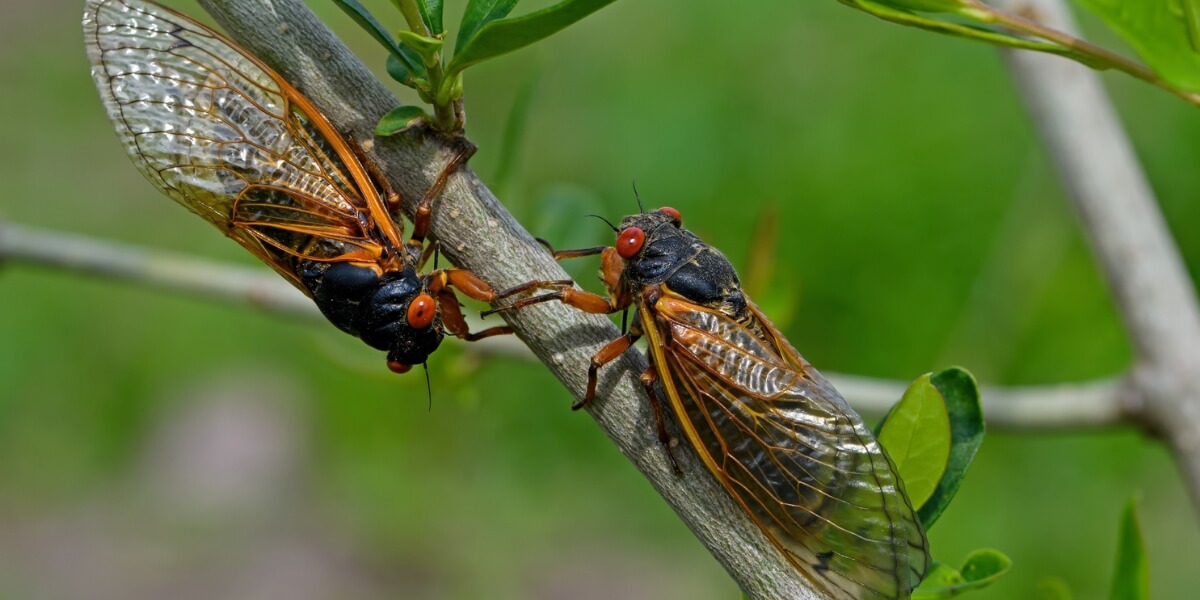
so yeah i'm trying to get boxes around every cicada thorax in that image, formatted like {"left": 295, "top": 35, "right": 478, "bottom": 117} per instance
{"left": 614, "top": 210, "right": 749, "bottom": 321}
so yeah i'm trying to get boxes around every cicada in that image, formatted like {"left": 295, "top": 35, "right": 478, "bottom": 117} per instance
{"left": 487, "top": 206, "right": 930, "bottom": 599}
{"left": 84, "top": 0, "right": 510, "bottom": 373}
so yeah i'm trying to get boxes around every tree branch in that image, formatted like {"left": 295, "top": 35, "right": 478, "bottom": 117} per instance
{"left": 193, "top": 0, "right": 820, "bottom": 597}
{"left": 994, "top": 0, "right": 1200, "bottom": 510}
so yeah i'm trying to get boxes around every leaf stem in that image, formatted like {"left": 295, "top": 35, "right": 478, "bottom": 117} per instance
{"left": 965, "top": 0, "right": 1200, "bottom": 107}
{"left": 394, "top": 0, "right": 464, "bottom": 130}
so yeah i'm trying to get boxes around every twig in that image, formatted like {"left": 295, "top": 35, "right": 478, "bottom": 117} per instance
{"left": 994, "top": 0, "right": 1200, "bottom": 511}
{"left": 0, "top": 221, "right": 316, "bottom": 318}
{"left": 196, "top": 0, "right": 820, "bottom": 597}
{"left": 2, "top": 221, "right": 1132, "bottom": 430}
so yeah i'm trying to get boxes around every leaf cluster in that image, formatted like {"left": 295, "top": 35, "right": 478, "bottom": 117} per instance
{"left": 334, "top": 0, "right": 617, "bottom": 132}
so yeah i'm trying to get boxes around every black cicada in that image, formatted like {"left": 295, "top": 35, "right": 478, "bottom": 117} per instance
{"left": 488, "top": 206, "right": 930, "bottom": 599}
{"left": 84, "top": 0, "right": 510, "bottom": 373}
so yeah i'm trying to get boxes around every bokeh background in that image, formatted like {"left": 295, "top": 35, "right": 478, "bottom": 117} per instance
{"left": 2, "top": 0, "right": 1199, "bottom": 598}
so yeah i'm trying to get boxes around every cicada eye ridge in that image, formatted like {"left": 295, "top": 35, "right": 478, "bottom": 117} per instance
{"left": 617, "top": 226, "right": 646, "bottom": 259}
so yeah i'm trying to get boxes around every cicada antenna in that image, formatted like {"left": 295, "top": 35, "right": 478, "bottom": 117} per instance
{"left": 632, "top": 180, "right": 644, "bottom": 213}
{"left": 423, "top": 362, "right": 432, "bottom": 411}
{"left": 587, "top": 214, "right": 619, "bottom": 232}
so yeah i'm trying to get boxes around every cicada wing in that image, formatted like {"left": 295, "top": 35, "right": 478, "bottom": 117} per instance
{"left": 83, "top": 0, "right": 401, "bottom": 287}
{"left": 650, "top": 295, "right": 928, "bottom": 600}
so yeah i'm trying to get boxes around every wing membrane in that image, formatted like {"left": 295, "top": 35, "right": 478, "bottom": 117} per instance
{"left": 649, "top": 295, "right": 929, "bottom": 600}
{"left": 83, "top": 0, "right": 401, "bottom": 287}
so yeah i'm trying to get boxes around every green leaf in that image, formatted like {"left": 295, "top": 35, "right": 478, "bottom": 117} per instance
{"left": 417, "top": 0, "right": 444, "bottom": 34}
{"left": 877, "top": 373, "right": 952, "bottom": 509}
{"left": 333, "top": 0, "right": 426, "bottom": 84}
{"left": 917, "top": 367, "right": 984, "bottom": 529}
{"left": 1038, "top": 577, "right": 1074, "bottom": 600}
{"left": 1073, "top": 0, "right": 1200, "bottom": 90}
{"left": 1110, "top": 497, "right": 1149, "bottom": 600}
{"left": 456, "top": 0, "right": 521, "bottom": 53}
{"left": 960, "top": 549, "right": 1011, "bottom": 584}
{"left": 449, "top": 0, "right": 619, "bottom": 75}
{"left": 396, "top": 30, "right": 444, "bottom": 66}
{"left": 919, "top": 562, "right": 965, "bottom": 589}
{"left": 375, "top": 105, "right": 431, "bottom": 136}
{"left": 914, "top": 550, "right": 1012, "bottom": 599}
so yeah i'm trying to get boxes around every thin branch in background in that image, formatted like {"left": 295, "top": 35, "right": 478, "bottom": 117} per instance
{"left": 994, "top": 0, "right": 1200, "bottom": 511}
{"left": 0, "top": 220, "right": 316, "bottom": 319}
{"left": 1, "top": 220, "right": 1131, "bottom": 430}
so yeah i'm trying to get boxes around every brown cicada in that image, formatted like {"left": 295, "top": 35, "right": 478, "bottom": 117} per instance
{"left": 84, "top": 0, "right": 510, "bottom": 373}
{"left": 487, "top": 206, "right": 930, "bottom": 599}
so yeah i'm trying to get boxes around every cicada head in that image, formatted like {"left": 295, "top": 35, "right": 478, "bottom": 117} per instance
{"left": 614, "top": 207, "right": 746, "bottom": 318}
{"left": 350, "top": 266, "right": 445, "bottom": 374}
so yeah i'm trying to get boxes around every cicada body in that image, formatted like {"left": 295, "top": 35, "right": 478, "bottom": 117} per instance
{"left": 83, "top": 0, "right": 509, "bottom": 373}
{"left": 490, "top": 207, "right": 929, "bottom": 599}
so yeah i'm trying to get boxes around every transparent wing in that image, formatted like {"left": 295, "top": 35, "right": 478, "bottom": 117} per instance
{"left": 82, "top": 0, "right": 402, "bottom": 287}
{"left": 650, "top": 295, "right": 929, "bottom": 600}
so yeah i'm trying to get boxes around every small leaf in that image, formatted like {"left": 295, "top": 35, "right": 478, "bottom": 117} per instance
{"left": 914, "top": 550, "right": 1011, "bottom": 599}
{"left": 396, "top": 30, "right": 444, "bottom": 66}
{"left": 1110, "top": 497, "right": 1149, "bottom": 600}
{"left": 375, "top": 105, "right": 431, "bottom": 136}
{"left": 920, "top": 562, "right": 965, "bottom": 588}
{"left": 1072, "top": 0, "right": 1200, "bottom": 90}
{"left": 877, "top": 373, "right": 952, "bottom": 509}
{"left": 1038, "top": 578, "right": 1074, "bottom": 600}
{"left": 449, "top": 0, "right": 619, "bottom": 76}
{"left": 417, "top": 0, "right": 445, "bottom": 34}
{"left": 457, "top": 0, "right": 521, "bottom": 52}
{"left": 334, "top": 0, "right": 426, "bottom": 83}
{"left": 960, "top": 549, "right": 1011, "bottom": 583}
{"left": 917, "top": 367, "right": 984, "bottom": 529}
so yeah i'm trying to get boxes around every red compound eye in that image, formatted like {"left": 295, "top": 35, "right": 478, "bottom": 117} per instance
{"left": 406, "top": 293, "right": 436, "bottom": 328}
{"left": 616, "top": 226, "right": 646, "bottom": 259}
{"left": 387, "top": 360, "right": 412, "bottom": 374}
{"left": 659, "top": 206, "right": 682, "bottom": 225}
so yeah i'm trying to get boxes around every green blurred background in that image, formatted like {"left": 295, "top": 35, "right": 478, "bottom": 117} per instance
{"left": 2, "top": 1, "right": 1198, "bottom": 598}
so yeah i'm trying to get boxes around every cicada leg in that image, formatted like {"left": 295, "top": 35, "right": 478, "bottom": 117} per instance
{"left": 411, "top": 139, "right": 477, "bottom": 246}
{"left": 575, "top": 332, "right": 639, "bottom": 410}
{"left": 427, "top": 268, "right": 513, "bottom": 340}
{"left": 639, "top": 364, "right": 681, "bottom": 474}
{"left": 482, "top": 286, "right": 619, "bottom": 317}
{"left": 534, "top": 238, "right": 608, "bottom": 260}
{"left": 346, "top": 133, "right": 403, "bottom": 219}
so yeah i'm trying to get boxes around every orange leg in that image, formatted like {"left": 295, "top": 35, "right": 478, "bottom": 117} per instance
{"left": 427, "top": 268, "right": 515, "bottom": 341}
{"left": 435, "top": 287, "right": 513, "bottom": 341}
{"left": 574, "top": 332, "right": 639, "bottom": 410}
{"left": 640, "top": 365, "right": 681, "bottom": 474}
{"left": 482, "top": 287, "right": 621, "bottom": 318}
{"left": 491, "top": 278, "right": 575, "bottom": 302}
{"left": 411, "top": 140, "right": 477, "bottom": 246}
{"left": 535, "top": 237, "right": 608, "bottom": 261}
